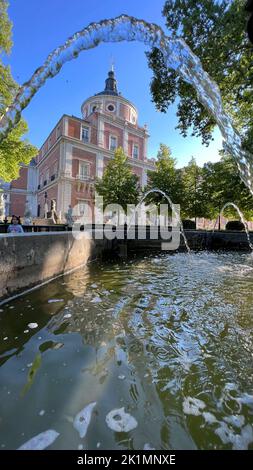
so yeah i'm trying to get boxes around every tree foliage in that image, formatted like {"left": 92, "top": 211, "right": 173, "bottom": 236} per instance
{"left": 180, "top": 157, "right": 206, "bottom": 219}
{"left": 95, "top": 147, "right": 140, "bottom": 211}
{"left": 0, "top": 0, "right": 37, "bottom": 182}
{"left": 146, "top": 143, "right": 183, "bottom": 207}
{"left": 201, "top": 154, "right": 253, "bottom": 219}
{"left": 147, "top": 0, "right": 253, "bottom": 148}
{"left": 146, "top": 144, "right": 253, "bottom": 221}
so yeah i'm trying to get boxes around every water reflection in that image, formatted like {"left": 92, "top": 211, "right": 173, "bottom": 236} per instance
{"left": 0, "top": 252, "right": 253, "bottom": 450}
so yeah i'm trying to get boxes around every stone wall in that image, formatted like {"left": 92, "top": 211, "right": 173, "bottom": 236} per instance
{"left": 0, "top": 231, "right": 109, "bottom": 301}
{"left": 124, "top": 230, "right": 253, "bottom": 253}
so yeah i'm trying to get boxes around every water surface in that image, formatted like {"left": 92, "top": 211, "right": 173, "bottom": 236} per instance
{"left": 0, "top": 252, "right": 253, "bottom": 450}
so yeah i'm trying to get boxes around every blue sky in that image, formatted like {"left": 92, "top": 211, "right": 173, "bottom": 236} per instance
{"left": 6, "top": 0, "right": 223, "bottom": 167}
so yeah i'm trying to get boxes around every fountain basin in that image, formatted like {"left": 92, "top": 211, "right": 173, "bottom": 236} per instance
{"left": 0, "top": 251, "right": 253, "bottom": 450}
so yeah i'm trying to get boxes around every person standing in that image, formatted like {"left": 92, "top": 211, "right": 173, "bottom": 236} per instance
{"left": 7, "top": 215, "right": 24, "bottom": 234}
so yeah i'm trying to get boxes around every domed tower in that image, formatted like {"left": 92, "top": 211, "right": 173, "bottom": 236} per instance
{"left": 78, "top": 68, "right": 152, "bottom": 189}
{"left": 81, "top": 68, "right": 138, "bottom": 126}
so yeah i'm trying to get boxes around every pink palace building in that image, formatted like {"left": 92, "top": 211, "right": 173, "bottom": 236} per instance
{"left": 5, "top": 70, "right": 155, "bottom": 220}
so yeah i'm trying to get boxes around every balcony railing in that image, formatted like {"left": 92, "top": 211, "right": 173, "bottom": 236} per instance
{"left": 76, "top": 174, "right": 93, "bottom": 181}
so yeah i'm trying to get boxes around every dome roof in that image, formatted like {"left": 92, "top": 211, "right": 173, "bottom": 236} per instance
{"left": 96, "top": 69, "right": 119, "bottom": 96}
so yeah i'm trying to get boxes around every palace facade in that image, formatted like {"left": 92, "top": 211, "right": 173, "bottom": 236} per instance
{"left": 4, "top": 69, "right": 155, "bottom": 220}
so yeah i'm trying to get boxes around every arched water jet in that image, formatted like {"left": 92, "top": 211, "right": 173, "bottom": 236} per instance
{"left": 213, "top": 202, "right": 253, "bottom": 251}
{"left": 0, "top": 15, "right": 253, "bottom": 194}
{"left": 127, "top": 188, "right": 191, "bottom": 253}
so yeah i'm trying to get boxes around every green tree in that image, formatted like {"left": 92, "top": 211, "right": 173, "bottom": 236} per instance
{"left": 147, "top": 0, "right": 253, "bottom": 149}
{"left": 0, "top": 0, "right": 37, "bottom": 182}
{"left": 201, "top": 155, "right": 253, "bottom": 220}
{"left": 95, "top": 147, "right": 140, "bottom": 212}
{"left": 180, "top": 157, "right": 205, "bottom": 220}
{"left": 146, "top": 143, "right": 183, "bottom": 206}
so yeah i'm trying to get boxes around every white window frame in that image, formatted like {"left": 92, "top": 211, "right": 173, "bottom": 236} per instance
{"left": 132, "top": 143, "right": 139, "bottom": 159}
{"left": 131, "top": 112, "right": 136, "bottom": 124}
{"left": 109, "top": 135, "right": 117, "bottom": 151}
{"left": 45, "top": 169, "right": 49, "bottom": 184}
{"left": 78, "top": 161, "right": 90, "bottom": 180}
{"left": 81, "top": 125, "right": 90, "bottom": 143}
{"left": 90, "top": 103, "right": 99, "bottom": 114}
{"left": 77, "top": 199, "right": 90, "bottom": 218}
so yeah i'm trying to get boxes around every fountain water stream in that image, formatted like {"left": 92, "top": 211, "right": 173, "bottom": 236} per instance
{"left": 0, "top": 15, "right": 253, "bottom": 196}
{"left": 127, "top": 188, "right": 191, "bottom": 252}
{"left": 213, "top": 202, "right": 253, "bottom": 251}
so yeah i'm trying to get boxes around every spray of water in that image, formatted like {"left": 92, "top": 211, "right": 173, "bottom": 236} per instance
{"left": 0, "top": 15, "right": 252, "bottom": 194}
{"left": 127, "top": 188, "right": 191, "bottom": 252}
{"left": 213, "top": 202, "right": 253, "bottom": 251}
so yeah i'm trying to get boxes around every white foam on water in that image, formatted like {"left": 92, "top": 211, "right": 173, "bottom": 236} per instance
{"left": 215, "top": 422, "right": 233, "bottom": 445}
{"left": 238, "top": 393, "right": 253, "bottom": 406}
{"left": 224, "top": 415, "right": 245, "bottom": 428}
{"left": 232, "top": 424, "right": 253, "bottom": 450}
{"left": 48, "top": 299, "right": 64, "bottom": 303}
{"left": 18, "top": 429, "right": 59, "bottom": 450}
{"left": 215, "top": 422, "right": 253, "bottom": 450}
{"left": 73, "top": 402, "right": 96, "bottom": 438}
{"left": 118, "top": 375, "right": 126, "bottom": 380}
{"left": 144, "top": 443, "right": 155, "bottom": 450}
{"left": 183, "top": 397, "right": 206, "bottom": 416}
{"left": 63, "top": 313, "right": 72, "bottom": 319}
{"left": 28, "top": 323, "right": 38, "bottom": 329}
{"left": 105, "top": 407, "right": 138, "bottom": 432}
{"left": 202, "top": 412, "right": 217, "bottom": 424}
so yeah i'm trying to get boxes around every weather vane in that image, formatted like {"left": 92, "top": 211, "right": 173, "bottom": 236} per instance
{"left": 110, "top": 55, "right": 114, "bottom": 72}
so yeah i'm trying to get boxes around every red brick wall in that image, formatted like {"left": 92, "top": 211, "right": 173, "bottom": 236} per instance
{"left": 68, "top": 118, "right": 81, "bottom": 139}
{"left": 104, "top": 123, "right": 123, "bottom": 150}
{"left": 72, "top": 148, "right": 96, "bottom": 178}
{"left": 119, "top": 103, "right": 130, "bottom": 121}
{"left": 10, "top": 194, "right": 26, "bottom": 217}
{"left": 10, "top": 167, "right": 28, "bottom": 190}
{"left": 38, "top": 144, "right": 60, "bottom": 185}
{"left": 90, "top": 124, "right": 97, "bottom": 146}
{"left": 36, "top": 118, "right": 63, "bottom": 164}
{"left": 128, "top": 133, "right": 144, "bottom": 161}
{"left": 71, "top": 183, "right": 93, "bottom": 208}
